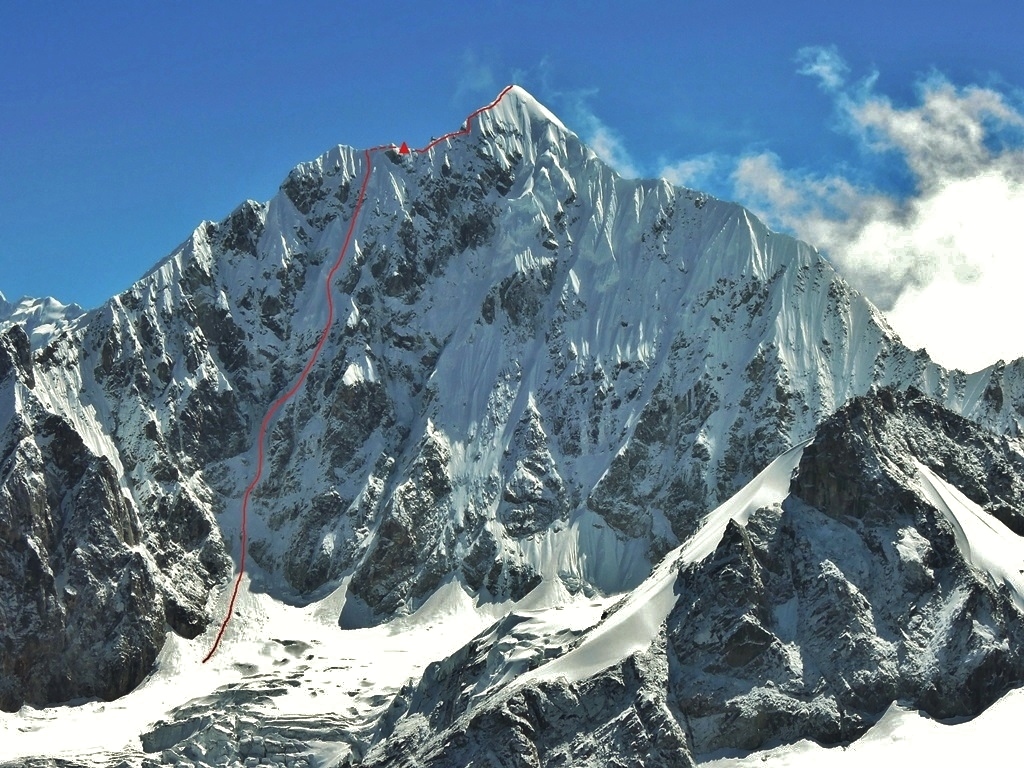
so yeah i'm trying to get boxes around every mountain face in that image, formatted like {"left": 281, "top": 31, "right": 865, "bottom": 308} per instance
{"left": 2, "top": 86, "right": 1023, "bottom": 766}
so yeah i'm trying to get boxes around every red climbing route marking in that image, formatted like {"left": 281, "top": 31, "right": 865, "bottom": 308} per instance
{"left": 203, "top": 85, "right": 519, "bottom": 662}
{"left": 418, "top": 84, "right": 514, "bottom": 154}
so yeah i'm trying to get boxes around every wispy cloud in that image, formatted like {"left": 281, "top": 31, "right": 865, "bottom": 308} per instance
{"left": 515, "top": 61, "right": 641, "bottom": 179}
{"left": 576, "top": 109, "right": 641, "bottom": 179}
{"left": 454, "top": 50, "right": 498, "bottom": 103}
{"left": 795, "top": 45, "right": 850, "bottom": 91}
{"left": 554, "top": 90, "right": 640, "bottom": 178}
{"left": 659, "top": 153, "right": 725, "bottom": 190}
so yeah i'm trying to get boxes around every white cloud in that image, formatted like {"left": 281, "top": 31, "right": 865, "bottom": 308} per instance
{"left": 795, "top": 45, "right": 850, "bottom": 91}
{"left": 850, "top": 78, "right": 1024, "bottom": 188}
{"left": 576, "top": 107, "right": 641, "bottom": 179}
{"left": 728, "top": 57, "right": 1024, "bottom": 372}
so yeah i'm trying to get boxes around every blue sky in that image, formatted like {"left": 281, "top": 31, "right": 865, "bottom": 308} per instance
{"left": 2, "top": 1, "right": 1023, "bottom": 370}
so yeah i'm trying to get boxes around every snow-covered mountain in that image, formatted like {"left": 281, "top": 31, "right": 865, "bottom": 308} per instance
{"left": 0, "top": 292, "right": 85, "bottom": 347}
{"left": 2, "top": 86, "right": 1023, "bottom": 767}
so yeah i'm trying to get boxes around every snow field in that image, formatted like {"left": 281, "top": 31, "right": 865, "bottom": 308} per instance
{"left": 701, "top": 687, "right": 1024, "bottom": 767}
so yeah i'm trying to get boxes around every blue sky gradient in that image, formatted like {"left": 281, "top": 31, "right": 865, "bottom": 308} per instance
{"left": 2, "top": 1, "right": 1023, "bottom": 369}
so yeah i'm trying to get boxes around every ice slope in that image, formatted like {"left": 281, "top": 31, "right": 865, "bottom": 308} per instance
{"left": 10, "top": 84, "right": 1021, "bottom": 640}
{"left": 531, "top": 441, "right": 807, "bottom": 685}
{"left": 916, "top": 460, "right": 1024, "bottom": 611}
{"left": 4, "top": 85, "right": 1024, "bottom": 762}
{"left": 700, "top": 686, "right": 1024, "bottom": 768}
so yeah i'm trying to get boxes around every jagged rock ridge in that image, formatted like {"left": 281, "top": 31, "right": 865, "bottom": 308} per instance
{"left": 363, "top": 387, "right": 1024, "bottom": 766}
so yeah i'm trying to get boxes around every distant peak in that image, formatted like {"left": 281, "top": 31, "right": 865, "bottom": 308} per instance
{"left": 503, "top": 84, "right": 569, "bottom": 129}
{"left": 0, "top": 293, "right": 85, "bottom": 348}
{"left": 472, "top": 84, "right": 571, "bottom": 144}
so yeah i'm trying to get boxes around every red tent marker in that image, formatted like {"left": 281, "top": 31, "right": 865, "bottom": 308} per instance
{"left": 398, "top": 141, "right": 410, "bottom": 155}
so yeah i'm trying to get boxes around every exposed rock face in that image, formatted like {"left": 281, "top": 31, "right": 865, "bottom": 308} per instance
{"left": 1, "top": 328, "right": 158, "bottom": 709}
{"left": 0, "top": 325, "right": 33, "bottom": 387}
{"left": 793, "top": 386, "right": 1024, "bottom": 536}
{"left": 364, "top": 630, "right": 695, "bottom": 768}
{"left": 664, "top": 389, "right": 1024, "bottom": 754}
{"left": 2, "top": 85, "right": 1023, "bottom": 731}
{"left": 0, "top": 324, "right": 229, "bottom": 711}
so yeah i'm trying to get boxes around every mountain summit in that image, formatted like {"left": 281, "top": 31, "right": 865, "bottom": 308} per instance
{"left": 2, "top": 86, "right": 1023, "bottom": 766}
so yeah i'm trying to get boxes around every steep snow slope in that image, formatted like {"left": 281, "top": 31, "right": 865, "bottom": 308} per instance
{"left": 915, "top": 460, "right": 1024, "bottom": 610}
{"left": 531, "top": 441, "right": 806, "bottom": 686}
{"left": 80, "top": 82, "right": 1019, "bottom": 631}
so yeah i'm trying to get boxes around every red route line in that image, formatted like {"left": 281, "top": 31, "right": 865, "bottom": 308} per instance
{"left": 417, "top": 84, "right": 514, "bottom": 154}
{"left": 202, "top": 85, "right": 517, "bottom": 662}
